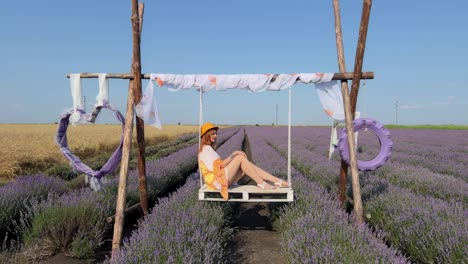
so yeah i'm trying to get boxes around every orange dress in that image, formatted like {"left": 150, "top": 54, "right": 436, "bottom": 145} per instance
{"left": 198, "top": 145, "right": 229, "bottom": 200}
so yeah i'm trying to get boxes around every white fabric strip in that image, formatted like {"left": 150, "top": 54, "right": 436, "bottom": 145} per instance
{"left": 135, "top": 73, "right": 163, "bottom": 129}
{"left": 245, "top": 74, "right": 273, "bottom": 92}
{"left": 149, "top": 72, "right": 345, "bottom": 124}
{"left": 95, "top": 73, "right": 109, "bottom": 107}
{"left": 268, "top": 74, "right": 298, "bottom": 91}
{"left": 69, "top": 73, "right": 85, "bottom": 125}
{"left": 314, "top": 81, "right": 345, "bottom": 121}
{"left": 329, "top": 120, "right": 340, "bottom": 159}
{"left": 298, "top": 72, "right": 334, "bottom": 83}
{"left": 152, "top": 73, "right": 334, "bottom": 92}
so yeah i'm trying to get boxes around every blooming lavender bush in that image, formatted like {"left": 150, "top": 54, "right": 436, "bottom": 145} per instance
{"left": 20, "top": 188, "right": 113, "bottom": 260}
{"left": 388, "top": 129, "right": 468, "bottom": 181}
{"left": 259, "top": 126, "right": 341, "bottom": 192}
{"left": 245, "top": 127, "right": 293, "bottom": 177}
{"left": 374, "top": 162, "right": 468, "bottom": 204}
{"left": 215, "top": 127, "right": 245, "bottom": 159}
{"left": 278, "top": 174, "right": 409, "bottom": 263}
{"left": 145, "top": 132, "right": 196, "bottom": 157}
{"left": 110, "top": 128, "right": 244, "bottom": 264}
{"left": 245, "top": 127, "right": 409, "bottom": 263}
{"left": 145, "top": 134, "right": 198, "bottom": 161}
{"left": 1, "top": 127, "right": 240, "bottom": 262}
{"left": 109, "top": 176, "right": 233, "bottom": 264}
{"left": 265, "top": 126, "right": 468, "bottom": 263}
{"left": 285, "top": 127, "right": 468, "bottom": 206}
{"left": 0, "top": 175, "right": 67, "bottom": 240}
{"left": 365, "top": 185, "right": 468, "bottom": 264}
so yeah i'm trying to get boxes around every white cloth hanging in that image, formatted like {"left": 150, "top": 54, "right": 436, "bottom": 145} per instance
{"left": 194, "top": 75, "right": 218, "bottom": 91}
{"left": 298, "top": 72, "right": 333, "bottom": 83}
{"left": 138, "top": 72, "right": 343, "bottom": 129}
{"left": 85, "top": 174, "right": 107, "bottom": 191}
{"left": 69, "top": 73, "right": 86, "bottom": 126}
{"left": 215, "top": 75, "right": 244, "bottom": 91}
{"left": 314, "top": 81, "right": 345, "bottom": 122}
{"left": 135, "top": 73, "right": 163, "bottom": 129}
{"left": 152, "top": 73, "right": 333, "bottom": 93}
{"left": 154, "top": 74, "right": 196, "bottom": 91}
{"left": 268, "top": 74, "right": 298, "bottom": 91}
{"left": 328, "top": 112, "right": 361, "bottom": 159}
{"left": 95, "top": 73, "right": 109, "bottom": 107}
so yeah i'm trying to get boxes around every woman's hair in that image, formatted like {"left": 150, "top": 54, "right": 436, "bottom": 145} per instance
{"left": 199, "top": 129, "right": 217, "bottom": 152}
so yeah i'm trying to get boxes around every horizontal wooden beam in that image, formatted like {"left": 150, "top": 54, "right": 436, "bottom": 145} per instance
{"left": 66, "top": 72, "right": 374, "bottom": 81}
{"left": 107, "top": 203, "right": 141, "bottom": 223}
{"left": 332, "top": 72, "right": 373, "bottom": 80}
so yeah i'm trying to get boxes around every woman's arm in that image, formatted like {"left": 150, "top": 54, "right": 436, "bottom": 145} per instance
{"left": 221, "top": 151, "right": 246, "bottom": 168}
{"left": 221, "top": 153, "right": 236, "bottom": 168}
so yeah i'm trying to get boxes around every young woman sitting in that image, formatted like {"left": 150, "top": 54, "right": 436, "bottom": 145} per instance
{"left": 198, "top": 122, "right": 289, "bottom": 200}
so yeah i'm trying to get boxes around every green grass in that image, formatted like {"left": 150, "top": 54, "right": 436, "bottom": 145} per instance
{"left": 385, "top": 124, "right": 468, "bottom": 130}
{"left": 0, "top": 178, "right": 10, "bottom": 187}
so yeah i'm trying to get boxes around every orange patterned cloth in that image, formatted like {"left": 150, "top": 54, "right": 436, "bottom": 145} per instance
{"left": 199, "top": 145, "right": 229, "bottom": 200}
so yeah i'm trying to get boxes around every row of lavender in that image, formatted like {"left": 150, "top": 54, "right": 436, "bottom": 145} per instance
{"left": 245, "top": 127, "right": 409, "bottom": 263}
{"left": 109, "top": 127, "right": 247, "bottom": 263}
{"left": 388, "top": 129, "right": 468, "bottom": 182}
{"left": 267, "top": 126, "right": 467, "bottom": 263}
{"left": 0, "top": 127, "right": 239, "bottom": 261}
{"left": 281, "top": 127, "right": 467, "bottom": 204}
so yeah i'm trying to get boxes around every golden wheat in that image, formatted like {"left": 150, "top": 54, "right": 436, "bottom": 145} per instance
{"left": 0, "top": 124, "right": 199, "bottom": 179}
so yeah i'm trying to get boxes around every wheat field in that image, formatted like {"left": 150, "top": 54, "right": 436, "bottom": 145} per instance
{"left": 0, "top": 124, "right": 199, "bottom": 179}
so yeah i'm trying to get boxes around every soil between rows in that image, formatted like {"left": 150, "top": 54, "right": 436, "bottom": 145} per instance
{"left": 225, "top": 201, "right": 287, "bottom": 264}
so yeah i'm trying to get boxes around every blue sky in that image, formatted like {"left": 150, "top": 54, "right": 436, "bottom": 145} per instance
{"left": 1, "top": 0, "right": 467, "bottom": 125}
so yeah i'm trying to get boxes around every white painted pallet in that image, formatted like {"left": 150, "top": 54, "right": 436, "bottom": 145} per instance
{"left": 199, "top": 184, "right": 294, "bottom": 202}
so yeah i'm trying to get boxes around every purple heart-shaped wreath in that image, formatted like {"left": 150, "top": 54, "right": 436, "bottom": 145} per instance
{"left": 55, "top": 104, "right": 125, "bottom": 179}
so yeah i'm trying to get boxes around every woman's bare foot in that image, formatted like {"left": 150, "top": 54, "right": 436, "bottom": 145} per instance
{"left": 274, "top": 180, "right": 289, "bottom": 188}
{"left": 257, "top": 181, "right": 276, "bottom": 190}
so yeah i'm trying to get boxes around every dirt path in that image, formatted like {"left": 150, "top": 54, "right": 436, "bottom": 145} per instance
{"left": 226, "top": 202, "right": 287, "bottom": 264}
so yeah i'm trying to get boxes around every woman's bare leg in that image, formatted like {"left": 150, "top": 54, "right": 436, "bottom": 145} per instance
{"left": 229, "top": 155, "right": 288, "bottom": 186}
{"left": 226, "top": 156, "right": 273, "bottom": 187}
{"left": 249, "top": 163, "right": 289, "bottom": 187}
{"left": 230, "top": 170, "right": 244, "bottom": 186}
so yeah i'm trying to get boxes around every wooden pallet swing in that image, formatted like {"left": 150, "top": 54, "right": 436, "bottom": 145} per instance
{"left": 197, "top": 86, "right": 295, "bottom": 202}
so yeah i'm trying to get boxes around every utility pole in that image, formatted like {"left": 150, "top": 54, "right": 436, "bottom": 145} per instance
{"left": 395, "top": 100, "right": 399, "bottom": 124}
{"left": 275, "top": 104, "right": 278, "bottom": 125}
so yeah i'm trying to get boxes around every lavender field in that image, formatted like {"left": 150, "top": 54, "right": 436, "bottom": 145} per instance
{"left": 1, "top": 125, "right": 467, "bottom": 263}
{"left": 250, "top": 126, "right": 467, "bottom": 263}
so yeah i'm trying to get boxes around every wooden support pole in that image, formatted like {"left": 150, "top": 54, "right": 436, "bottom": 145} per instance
{"left": 332, "top": 0, "right": 350, "bottom": 205}
{"left": 346, "top": 0, "right": 372, "bottom": 225}
{"left": 350, "top": 0, "right": 372, "bottom": 117}
{"left": 107, "top": 203, "right": 141, "bottom": 223}
{"left": 338, "top": 159, "right": 348, "bottom": 203}
{"left": 134, "top": 3, "right": 149, "bottom": 216}
{"left": 332, "top": 0, "right": 364, "bottom": 224}
{"left": 67, "top": 71, "right": 374, "bottom": 81}
{"left": 111, "top": 0, "right": 143, "bottom": 257}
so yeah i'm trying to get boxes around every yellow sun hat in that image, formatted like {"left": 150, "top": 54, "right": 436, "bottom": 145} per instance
{"left": 200, "top": 122, "right": 219, "bottom": 137}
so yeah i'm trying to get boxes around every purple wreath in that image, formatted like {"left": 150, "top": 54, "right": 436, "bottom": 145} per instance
{"left": 55, "top": 104, "right": 125, "bottom": 179}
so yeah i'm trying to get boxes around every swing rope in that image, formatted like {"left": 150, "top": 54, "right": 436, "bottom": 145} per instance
{"left": 288, "top": 87, "right": 292, "bottom": 187}
{"left": 199, "top": 87, "right": 203, "bottom": 188}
